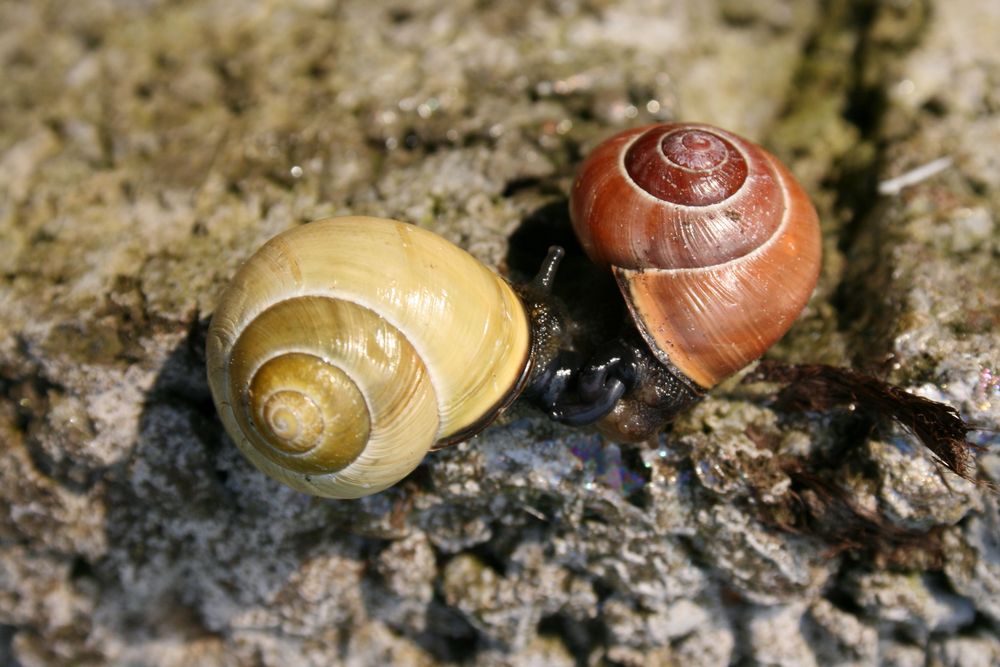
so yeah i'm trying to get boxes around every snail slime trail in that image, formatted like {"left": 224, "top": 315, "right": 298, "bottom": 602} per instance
{"left": 207, "top": 123, "right": 983, "bottom": 499}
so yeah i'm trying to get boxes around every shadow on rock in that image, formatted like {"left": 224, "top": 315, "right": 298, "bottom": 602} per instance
{"left": 103, "top": 316, "right": 406, "bottom": 639}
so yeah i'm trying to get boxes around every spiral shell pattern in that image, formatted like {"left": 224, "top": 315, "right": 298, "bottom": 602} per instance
{"left": 207, "top": 217, "right": 531, "bottom": 498}
{"left": 571, "top": 123, "right": 822, "bottom": 389}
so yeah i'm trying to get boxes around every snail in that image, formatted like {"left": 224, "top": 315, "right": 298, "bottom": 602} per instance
{"left": 206, "top": 217, "right": 532, "bottom": 498}
{"left": 544, "top": 122, "right": 823, "bottom": 439}
{"left": 207, "top": 122, "right": 822, "bottom": 498}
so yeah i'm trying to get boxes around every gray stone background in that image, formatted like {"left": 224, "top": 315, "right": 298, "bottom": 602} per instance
{"left": 1, "top": 0, "right": 998, "bottom": 665}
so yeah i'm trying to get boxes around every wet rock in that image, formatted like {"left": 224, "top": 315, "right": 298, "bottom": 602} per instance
{"left": 804, "top": 598, "right": 879, "bottom": 667}
{"left": 928, "top": 631, "right": 1000, "bottom": 667}
{"left": 745, "top": 603, "right": 818, "bottom": 667}
{"left": 1, "top": 0, "right": 997, "bottom": 664}
{"left": 943, "top": 503, "right": 1000, "bottom": 625}
{"left": 847, "top": 570, "right": 976, "bottom": 644}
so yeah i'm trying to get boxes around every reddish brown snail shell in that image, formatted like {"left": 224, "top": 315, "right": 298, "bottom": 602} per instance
{"left": 570, "top": 122, "right": 822, "bottom": 391}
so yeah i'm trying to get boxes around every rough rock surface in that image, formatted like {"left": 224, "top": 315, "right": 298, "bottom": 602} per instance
{"left": 1, "top": 0, "right": 998, "bottom": 665}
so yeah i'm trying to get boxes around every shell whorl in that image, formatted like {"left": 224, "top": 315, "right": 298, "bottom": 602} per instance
{"left": 570, "top": 123, "right": 822, "bottom": 389}
{"left": 207, "top": 217, "right": 531, "bottom": 498}
{"left": 623, "top": 125, "right": 747, "bottom": 206}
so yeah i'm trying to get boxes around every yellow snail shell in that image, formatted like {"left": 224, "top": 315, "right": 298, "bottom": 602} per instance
{"left": 206, "top": 217, "right": 531, "bottom": 498}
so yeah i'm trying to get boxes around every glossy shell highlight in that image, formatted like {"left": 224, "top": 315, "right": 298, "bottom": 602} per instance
{"left": 207, "top": 217, "right": 531, "bottom": 498}
{"left": 571, "top": 123, "right": 822, "bottom": 389}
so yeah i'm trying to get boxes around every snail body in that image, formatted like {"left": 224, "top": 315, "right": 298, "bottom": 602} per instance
{"left": 206, "top": 217, "right": 531, "bottom": 498}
